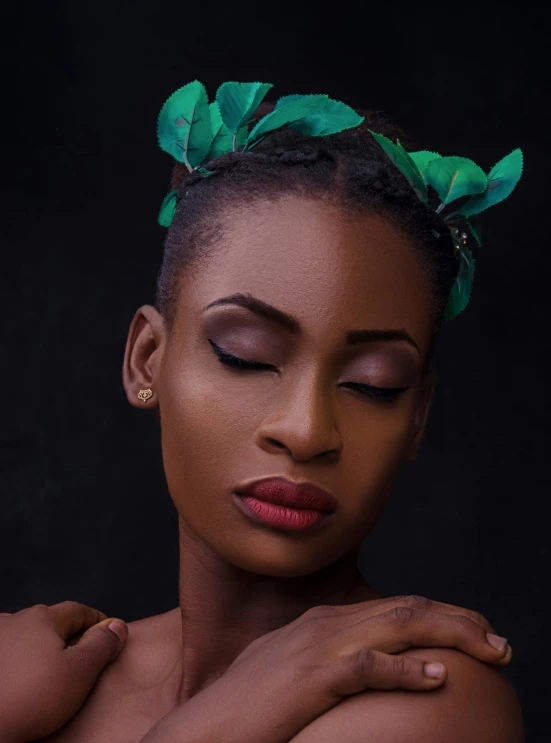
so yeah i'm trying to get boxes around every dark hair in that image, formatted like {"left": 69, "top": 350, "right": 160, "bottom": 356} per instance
{"left": 155, "top": 101, "right": 459, "bottom": 369}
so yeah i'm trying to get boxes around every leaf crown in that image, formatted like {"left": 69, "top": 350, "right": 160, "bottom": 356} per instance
{"left": 156, "top": 80, "right": 524, "bottom": 322}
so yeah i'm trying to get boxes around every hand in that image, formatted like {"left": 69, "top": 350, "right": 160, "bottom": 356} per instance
{"left": 0, "top": 601, "right": 128, "bottom": 743}
{"left": 139, "top": 594, "right": 512, "bottom": 743}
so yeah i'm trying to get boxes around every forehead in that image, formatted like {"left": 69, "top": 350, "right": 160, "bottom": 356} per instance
{"left": 177, "top": 195, "right": 433, "bottom": 355}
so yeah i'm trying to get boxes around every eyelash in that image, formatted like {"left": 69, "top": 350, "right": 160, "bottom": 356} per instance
{"left": 208, "top": 339, "right": 409, "bottom": 403}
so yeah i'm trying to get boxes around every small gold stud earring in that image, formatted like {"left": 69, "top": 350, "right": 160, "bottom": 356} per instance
{"left": 138, "top": 388, "right": 153, "bottom": 402}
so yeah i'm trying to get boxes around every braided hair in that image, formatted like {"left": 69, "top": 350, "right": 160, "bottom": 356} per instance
{"left": 155, "top": 101, "right": 459, "bottom": 368}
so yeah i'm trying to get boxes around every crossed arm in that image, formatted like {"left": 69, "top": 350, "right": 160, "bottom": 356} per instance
{"left": 288, "top": 647, "right": 525, "bottom": 743}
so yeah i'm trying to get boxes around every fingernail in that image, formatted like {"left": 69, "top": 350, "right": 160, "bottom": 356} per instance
{"left": 108, "top": 619, "right": 127, "bottom": 642}
{"left": 496, "top": 644, "right": 513, "bottom": 664}
{"left": 487, "top": 633, "right": 507, "bottom": 651}
{"left": 424, "top": 662, "right": 445, "bottom": 678}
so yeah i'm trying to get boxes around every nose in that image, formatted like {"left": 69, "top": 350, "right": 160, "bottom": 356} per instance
{"left": 255, "top": 370, "right": 342, "bottom": 462}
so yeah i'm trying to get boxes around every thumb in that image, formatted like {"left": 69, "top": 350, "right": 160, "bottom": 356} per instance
{"left": 68, "top": 617, "right": 128, "bottom": 673}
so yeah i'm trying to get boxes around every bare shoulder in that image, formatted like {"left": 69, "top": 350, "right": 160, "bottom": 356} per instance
{"left": 38, "top": 610, "right": 182, "bottom": 742}
{"left": 290, "top": 647, "right": 525, "bottom": 743}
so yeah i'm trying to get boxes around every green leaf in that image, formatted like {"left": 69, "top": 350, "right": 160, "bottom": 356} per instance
{"left": 444, "top": 244, "right": 475, "bottom": 321}
{"left": 466, "top": 218, "right": 482, "bottom": 247}
{"left": 426, "top": 156, "right": 487, "bottom": 205}
{"left": 396, "top": 141, "right": 428, "bottom": 203}
{"left": 456, "top": 148, "right": 523, "bottom": 218}
{"left": 408, "top": 150, "right": 442, "bottom": 184}
{"left": 158, "top": 189, "right": 178, "bottom": 227}
{"left": 206, "top": 101, "right": 247, "bottom": 160}
{"left": 370, "top": 131, "right": 428, "bottom": 203}
{"left": 287, "top": 97, "right": 364, "bottom": 137}
{"left": 274, "top": 94, "right": 307, "bottom": 109}
{"left": 216, "top": 81, "right": 273, "bottom": 133}
{"left": 157, "top": 80, "right": 213, "bottom": 167}
{"left": 194, "top": 166, "right": 218, "bottom": 177}
{"left": 245, "top": 94, "right": 329, "bottom": 149}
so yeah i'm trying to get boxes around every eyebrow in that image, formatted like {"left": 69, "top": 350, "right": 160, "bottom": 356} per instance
{"left": 202, "top": 292, "right": 421, "bottom": 355}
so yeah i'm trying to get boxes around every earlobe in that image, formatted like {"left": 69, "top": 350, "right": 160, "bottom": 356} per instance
{"left": 403, "top": 368, "right": 437, "bottom": 463}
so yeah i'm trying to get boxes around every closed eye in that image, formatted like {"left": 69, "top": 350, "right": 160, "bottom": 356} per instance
{"left": 208, "top": 339, "right": 409, "bottom": 403}
{"left": 208, "top": 339, "right": 274, "bottom": 371}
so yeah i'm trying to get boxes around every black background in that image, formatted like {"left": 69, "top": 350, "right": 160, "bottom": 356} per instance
{"left": 1, "top": 2, "right": 548, "bottom": 740}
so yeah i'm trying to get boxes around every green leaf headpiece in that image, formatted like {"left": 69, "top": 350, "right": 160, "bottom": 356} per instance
{"left": 156, "top": 80, "right": 524, "bottom": 322}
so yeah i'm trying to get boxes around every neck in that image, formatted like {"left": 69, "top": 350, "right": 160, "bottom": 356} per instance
{"left": 171, "top": 514, "right": 378, "bottom": 703}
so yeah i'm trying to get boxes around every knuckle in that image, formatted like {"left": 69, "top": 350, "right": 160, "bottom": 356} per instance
{"left": 387, "top": 594, "right": 409, "bottom": 605}
{"left": 299, "top": 605, "right": 333, "bottom": 635}
{"left": 465, "top": 608, "right": 489, "bottom": 628}
{"left": 387, "top": 606, "right": 417, "bottom": 626}
{"left": 288, "top": 616, "right": 319, "bottom": 646}
{"left": 55, "top": 600, "right": 82, "bottom": 611}
{"left": 393, "top": 654, "right": 408, "bottom": 675}
{"left": 30, "top": 603, "right": 50, "bottom": 612}
{"left": 455, "top": 614, "right": 476, "bottom": 632}
{"left": 403, "top": 595, "right": 432, "bottom": 612}
{"left": 356, "top": 647, "right": 378, "bottom": 675}
{"left": 304, "top": 604, "right": 330, "bottom": 618}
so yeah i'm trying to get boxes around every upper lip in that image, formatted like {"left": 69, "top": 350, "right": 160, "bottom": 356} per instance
{"left": 234, "top": 476, "right": 338, "bottom": 512}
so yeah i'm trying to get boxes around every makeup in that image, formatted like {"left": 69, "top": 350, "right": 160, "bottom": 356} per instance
{"left": 233, "top": 493, "right": 335, "bottom": 533}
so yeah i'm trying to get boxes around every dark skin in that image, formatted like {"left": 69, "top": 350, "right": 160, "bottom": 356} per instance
{"left": 14, "top": 191, "right": 521, "bottom": 743}
{"left": 118, "top": 193, "right": 437, "bottom": 713}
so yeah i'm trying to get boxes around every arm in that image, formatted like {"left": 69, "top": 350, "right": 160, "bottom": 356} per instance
{"left": 288, "top": 647, "right": 525, "bottom": 743}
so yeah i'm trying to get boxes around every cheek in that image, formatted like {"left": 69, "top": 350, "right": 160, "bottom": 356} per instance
{"left": 333, "top": 410, "right": 413, "bottom": 537}
{"left": 158, "top": 363, "right": 248, "bottom": 507}
{"left": 341, "top": 402, "right": 415, "bottom": 491}
{"left": 345, "top": 390, "right": 415, "bottom": 449}
{"left": 366, "top": 407, "right": 413, "bottom": 458}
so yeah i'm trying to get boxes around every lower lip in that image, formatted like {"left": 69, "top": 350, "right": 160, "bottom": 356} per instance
{"left": 233, "top": 493, "right": 334, "bottom": 532}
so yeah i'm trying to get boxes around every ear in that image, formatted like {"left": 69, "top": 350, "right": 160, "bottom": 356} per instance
{"left": 402, "top": 368, "right": 437, "bottom": 463}
{"left": 122, "top": 305, "right": 166, "bottom": 409}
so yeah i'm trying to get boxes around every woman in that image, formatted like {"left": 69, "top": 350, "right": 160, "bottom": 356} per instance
{"left": 5, "top": 81, "right": 524, "bottom": 742}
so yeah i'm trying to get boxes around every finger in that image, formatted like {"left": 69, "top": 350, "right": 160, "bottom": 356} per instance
{"left": 42, "top": 617, "right": 128, "bottom": 724}
{"left": 65, "top": 617, "right": 127, "bottom": 676}
{"left": 493, "top": 643, "right": 513, "bottom": 666}
{"left": 349, "top": 606, "right": 509, "bottom": 663}
{"left": 47, "top": 601, "right": 109, "bottom": 641}
{"left": 337, "top": 594, "right": 498, "bottom": 635}
{"left": 324, "top": 647, "right": 447, "bottom": 699}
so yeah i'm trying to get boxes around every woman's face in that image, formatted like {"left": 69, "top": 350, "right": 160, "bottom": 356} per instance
{"left": 125, "top": 194, "right": 436, "bottom": 578}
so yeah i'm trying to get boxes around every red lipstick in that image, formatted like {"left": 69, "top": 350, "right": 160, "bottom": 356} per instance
{"left": 232, "top": 476, "right": 338, "bottom": 532}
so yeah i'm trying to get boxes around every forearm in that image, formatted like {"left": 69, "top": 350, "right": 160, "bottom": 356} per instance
{"left": 139, "top": 675, "right": 317, "bottom": 743}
